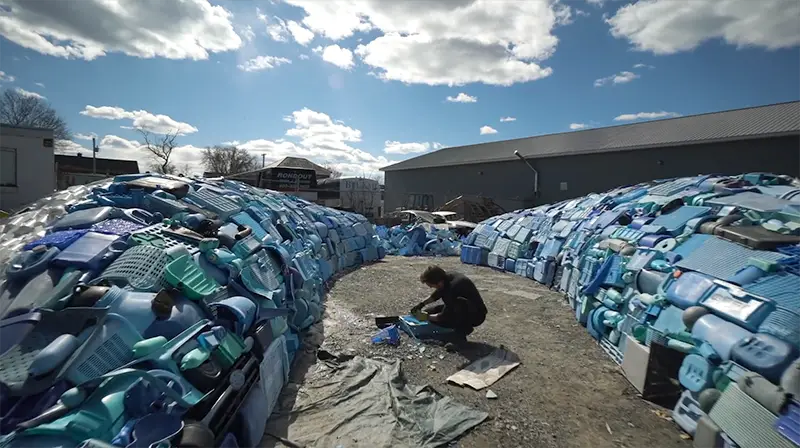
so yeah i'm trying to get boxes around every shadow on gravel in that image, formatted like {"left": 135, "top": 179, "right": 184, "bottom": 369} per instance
{"left": 260, "top": 320, "right": 326, "bottom": 448}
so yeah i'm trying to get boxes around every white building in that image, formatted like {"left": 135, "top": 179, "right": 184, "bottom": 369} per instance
{"left": 0, "top": 125, "right": 56, "bottom": 213}
{"left": 318, "top": 177, "right": 382, "bottom": 218}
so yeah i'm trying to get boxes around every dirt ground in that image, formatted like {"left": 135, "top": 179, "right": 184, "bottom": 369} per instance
{"left": 281, "top": 256, "right": 692, "bottom": 448}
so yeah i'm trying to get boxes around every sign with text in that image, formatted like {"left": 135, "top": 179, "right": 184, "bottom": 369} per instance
{"left": 258, "top": 167, "right": 317, "bottom": 191}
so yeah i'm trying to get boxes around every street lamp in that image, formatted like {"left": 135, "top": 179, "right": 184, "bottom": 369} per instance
{"left": 514, "top": 150, "right": 539, "bottom": 195}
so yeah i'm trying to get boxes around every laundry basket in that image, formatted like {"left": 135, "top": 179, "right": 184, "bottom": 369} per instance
{"left": 97, "top": 245, "right": 171, "bottom": 292}
{"left": 64, "top": 313, "right": 143, "bottom": 385}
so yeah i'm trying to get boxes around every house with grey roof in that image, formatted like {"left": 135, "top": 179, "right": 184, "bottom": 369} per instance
{"left": 381, "top": 101, "right": 800, "bottom": 212}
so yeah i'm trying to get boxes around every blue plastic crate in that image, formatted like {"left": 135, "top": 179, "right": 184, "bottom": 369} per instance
{"left": 185, "top": 187, "right": 241, "bottom": 220}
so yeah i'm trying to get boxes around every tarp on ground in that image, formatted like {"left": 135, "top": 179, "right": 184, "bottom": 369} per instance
{"left": 263, "top": 355, "right": 487, "bottom": 448}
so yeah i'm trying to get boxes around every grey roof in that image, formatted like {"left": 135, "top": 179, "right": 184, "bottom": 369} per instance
{"left": 266, "top": 156, "right": 331, "bottom": 176}
{"left": 382, "top": 101, "right": 800, "bottom": 172}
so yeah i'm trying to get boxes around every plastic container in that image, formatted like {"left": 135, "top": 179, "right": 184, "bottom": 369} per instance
{"left": 53, "top": 232, "right": 124, "bottom": 271}
{"left": 671, "top": 390, "right": 705, "bottom": 436}
{"left": 51, "top": 207, "right": 119, "bottom": 231}
{"left": 700, "top": 284, "right": 774, "bottom": 332}
{"left": 5, "top": 246, "right": 61, "bottom": 283}
{"left": 679, "top": 354, "right": 717, "bottom": 392}
{"left": 731, "top": 333, "right": 799, "bottom": 384}
{"left": 661, "top": 271, "right": 716, "bottom": 309}
{"left": 692, "top": 314, "right": 754, "bottom": 361}
{"left": 164, "top": 254, "right": 220, "bottom": 300}
{"left": 97, "top": 244, "right": 171, "bottom": 292}
{"left": 63, "top": 313, "right": 143, "bottom": 384}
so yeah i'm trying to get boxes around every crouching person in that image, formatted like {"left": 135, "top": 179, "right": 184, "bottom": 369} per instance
{"left": 412, "top": 265, "right": 487, "bottom": 344}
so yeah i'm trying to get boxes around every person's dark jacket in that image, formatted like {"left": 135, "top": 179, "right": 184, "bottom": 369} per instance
{"left": 430, "top": 272, "right": 487, "bottom": 321}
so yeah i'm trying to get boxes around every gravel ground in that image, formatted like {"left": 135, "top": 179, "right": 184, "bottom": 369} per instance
{"left": 284, "top": 256, "right": 692, "bottom": 448}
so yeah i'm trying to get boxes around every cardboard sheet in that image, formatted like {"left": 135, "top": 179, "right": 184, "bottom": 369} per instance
{"left": 446, "top": 346, "right": 521, "bottom": 390}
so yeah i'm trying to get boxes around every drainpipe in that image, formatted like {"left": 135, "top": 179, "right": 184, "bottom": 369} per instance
{"left": 514, "top": 150, "right": 539, "bottom": 196}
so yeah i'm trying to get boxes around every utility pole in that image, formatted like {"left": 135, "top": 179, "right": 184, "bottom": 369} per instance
{"left": 92, "top": 137, "right": 98, "bottom": 174}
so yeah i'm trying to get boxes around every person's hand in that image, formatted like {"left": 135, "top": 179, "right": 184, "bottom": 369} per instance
{"left": 411, "top": 302, "right": 425, "bottom": 314}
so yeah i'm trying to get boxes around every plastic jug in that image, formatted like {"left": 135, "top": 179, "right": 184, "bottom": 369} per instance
{"left": 691, "top": 314, "right": 753, "bottom": 361}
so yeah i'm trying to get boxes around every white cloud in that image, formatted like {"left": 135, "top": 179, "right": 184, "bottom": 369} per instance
{"left": 287, "top": 20, "right": 314, "bottom": 46}
{"left": 446, "top": 93, "right": 477, "bottom": 103}
{"left": 34, "top": 82, "right": 45, "bottom": 88}
{"left": 0, "top": 71, "right": 15, "bottom": 82}
{"left": 500, "top": 116, "right": 516, "bottom": 122}
{"left": 56, "top": 139, "right": 89, "bottom": 154}
{"left": 298, "top": 54, "right": 310, "bottom": 60}
{"left": 594, "top": 70, "right": 639, "bottom": 87}
{"left": 576, "top": 10, "right": 590, "bottom": 18}
{"left": 285, "top": 2, "right": 372, "bottom": 41}
{"left": 236, "top": 107, "right": 396, "bottom": 179}
{"left": 221, "top": 140, "right": 241, "bottom": 146}
{"left": 432, "top": 142, "right": 444, "bottom": 150}
{"left": 73, "top": 132, "right": 97, "bottom": 141}
{"left": 14, "top": 87, "right": 46, "bottom": 100}
{"left": 265, "top": 16, "right": 289, "bottom": 42}
{"left": 607, "top": 0, "right": 800, "bottom": 55}
{"left": 237, "top": 55, "right": 291, "bottom": 72}
{"left": 633, "top": 63, "right": 654, "bottom": 69}
{"left": 80, "top": 106, "right": 199, "bottom": 135}
{"left": 0, "top": 0, "right": 242, "bottom": 61}
{"left": 614, "top": 111, "right": 681, "bottom": 122}
{"left": 241, "top": 25, "right": 256, "bottom": 43}
{"left": 383, "top": 140, "right": 433, "bottom": 155}
{"left": 479, "top": 125, "right": 498, "bottom": 135}
{"left": 570, "top": 123, "right": 587, "bottom": 130}
{"left": 320, "top": 45, "right": 354, "bottom": 69}
{"left": 286, "top": 0, "right": 569, "bottom": 86}
{"left": 586, "top": 0, "right": 604, "bottom": 6}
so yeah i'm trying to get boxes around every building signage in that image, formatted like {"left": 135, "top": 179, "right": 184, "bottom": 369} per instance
{"left": 258, "top": 167, "right": 317, "bottom": 190}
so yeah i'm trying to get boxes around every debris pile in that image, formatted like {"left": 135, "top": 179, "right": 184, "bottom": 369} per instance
{"left": 461, "top": 173, "right": 800, "bottom": 447}
{"left": 375, "top": 224, "right": 462, "bottom": 256}
{"left": 0, "top": 174, "right": 384, "bottom": 447}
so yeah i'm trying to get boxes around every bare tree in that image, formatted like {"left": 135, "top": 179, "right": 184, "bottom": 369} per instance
{"left": 138, "top": 128, "right": 178, "bottom": 175}
{"left": 201, "top": 145, "right": 258, "bottom": 176}
{"left": 178, "top": 162, "right": 193, "bottom": 177}
{"left": 323, "top": 164, "right": 342, "bottom": 179}
{"left": 0, "top": 88, "right": 71, "bottom": 151}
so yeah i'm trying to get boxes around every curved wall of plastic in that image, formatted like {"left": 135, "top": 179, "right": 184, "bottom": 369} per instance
{"left": 460, "top": 173, "right": 800, "bottom": 447}
{"left": 0, "top": 174, "right": 384, "bottom": 447}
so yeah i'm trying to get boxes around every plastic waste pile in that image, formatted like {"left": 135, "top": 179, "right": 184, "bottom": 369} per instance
{"left": 0, "top": 173, "right": 385, "bottom": 448}
{"left": 460, "top": 173, "right": 800, "bottom": 448}
{"left": 375, "top": 224, "right": 461, "bottom": 256}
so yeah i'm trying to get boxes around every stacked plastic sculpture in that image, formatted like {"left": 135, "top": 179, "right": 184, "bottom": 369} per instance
{"left": 460, "top": 173, "right": 800, "bottom": 448}
{"left": 375, "top": 224, "right": 461, "bottom": 256}
{"left": 0, "top": 174, "right": 385, "bottom": 448}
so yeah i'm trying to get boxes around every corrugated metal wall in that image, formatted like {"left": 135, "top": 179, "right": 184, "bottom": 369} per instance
{"left": 384, "top": 136, "right": 800, "bottom": 214}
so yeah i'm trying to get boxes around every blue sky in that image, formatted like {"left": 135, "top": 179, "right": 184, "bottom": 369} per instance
{"left": 0, "top": 0, "right": 798, "bottom": 178}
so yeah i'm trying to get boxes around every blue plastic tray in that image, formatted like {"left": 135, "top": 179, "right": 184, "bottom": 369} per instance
{"left": 23, "top": 229, "right": 88, "bottom": 251}
{"left": 676, "top": 236, "right": 789, "bottom": 281}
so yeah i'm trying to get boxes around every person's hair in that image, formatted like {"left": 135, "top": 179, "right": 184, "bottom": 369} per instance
{"left": 420, "top": 265, "right": 447, "bottom": 285}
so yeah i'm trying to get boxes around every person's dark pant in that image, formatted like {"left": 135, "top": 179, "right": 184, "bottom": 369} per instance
{"left": 425, "top": 297, "right": 485, "bottom": 337}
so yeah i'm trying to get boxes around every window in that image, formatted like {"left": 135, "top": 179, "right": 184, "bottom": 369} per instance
{"left": 0, "top": 147, "right": 17, "bottom": 187}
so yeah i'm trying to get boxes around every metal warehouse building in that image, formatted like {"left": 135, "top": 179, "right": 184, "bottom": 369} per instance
{"left": 381, "top": 101, "right": 800, "bottom": 213}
